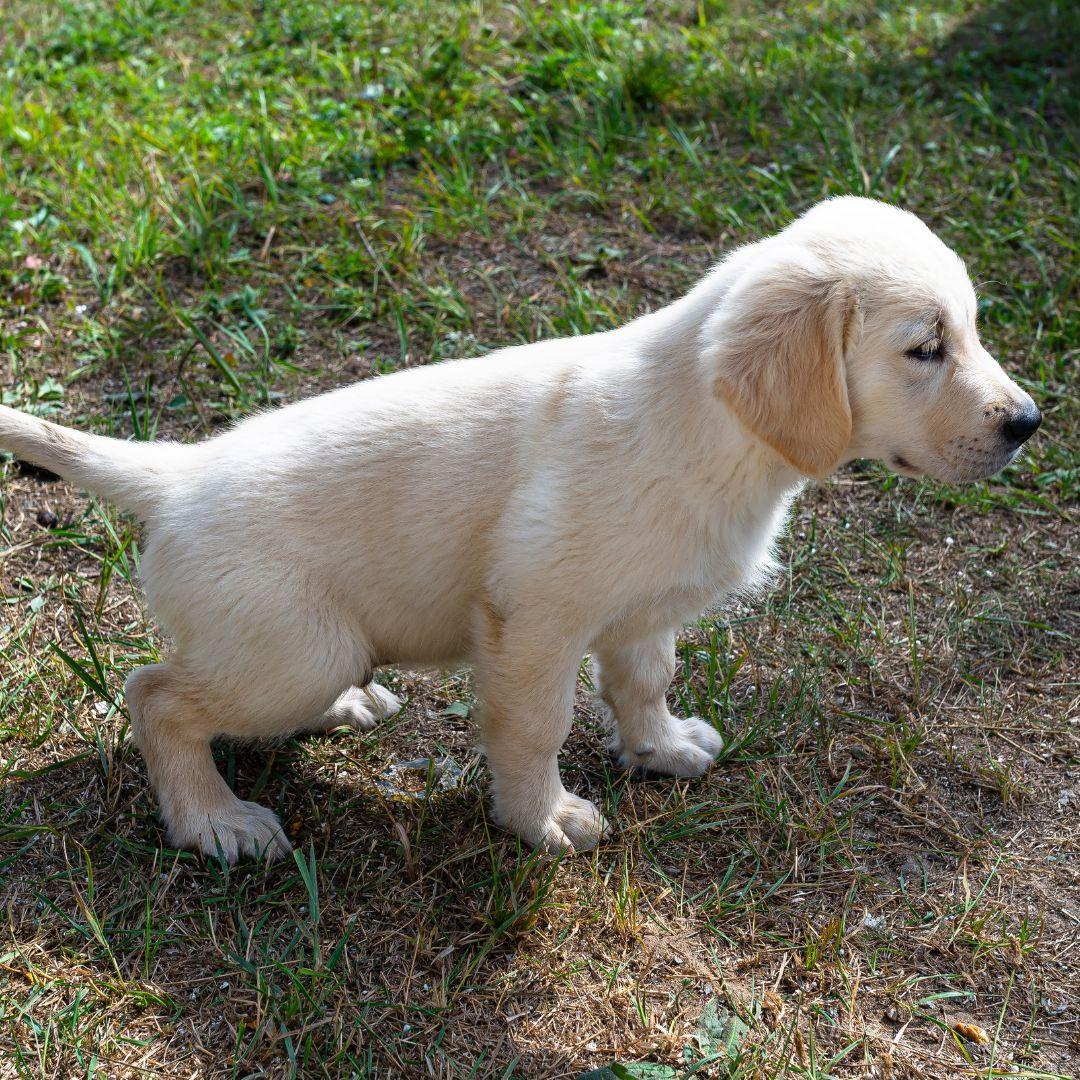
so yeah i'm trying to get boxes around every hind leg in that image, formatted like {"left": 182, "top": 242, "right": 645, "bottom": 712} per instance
{"left": 311, "top": 682, "right": 402, "bottom": 733}
{"left": 125, "top": 663, "right": 291, "bottom": 864}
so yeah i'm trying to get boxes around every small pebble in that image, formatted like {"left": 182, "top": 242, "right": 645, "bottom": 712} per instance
{"left": 36, "top": 508, "right": 58, "bottom": 528}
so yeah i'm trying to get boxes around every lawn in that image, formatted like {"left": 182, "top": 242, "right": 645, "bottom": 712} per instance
{"left": 0, "top": 0, "right": 1077, "bottom": 1076}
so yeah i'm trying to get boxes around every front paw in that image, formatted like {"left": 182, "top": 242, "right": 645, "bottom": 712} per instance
{"left": 494, "top": 788, "right": 611, "bottom": 854}
{"left": 613, "top": 715, "right": 724, "bottom": 777}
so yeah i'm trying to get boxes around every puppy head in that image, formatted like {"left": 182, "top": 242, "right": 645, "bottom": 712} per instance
{"left": 704, "top": 197, "right": 1041, "bottom": 482}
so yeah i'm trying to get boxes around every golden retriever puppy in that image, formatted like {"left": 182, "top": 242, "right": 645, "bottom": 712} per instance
{"left": 0, "top": 197, "right": 1041, "bottom": 863}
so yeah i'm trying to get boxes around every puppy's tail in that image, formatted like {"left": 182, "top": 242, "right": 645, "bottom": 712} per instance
{"left": 0, "top": 404, "right": 189, "bottom": 519}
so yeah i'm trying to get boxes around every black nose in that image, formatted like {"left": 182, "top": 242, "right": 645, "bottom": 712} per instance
{"left": 1001, "top": 403, "right": 1042, "bottom": 448}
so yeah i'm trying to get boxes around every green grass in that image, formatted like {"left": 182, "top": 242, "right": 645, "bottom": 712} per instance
{"left": 1, "top": 0, "right": 1077, "bottom": 1077}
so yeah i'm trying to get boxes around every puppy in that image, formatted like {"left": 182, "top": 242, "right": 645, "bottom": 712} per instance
{"left": 0, "top": 197, "right": 1041, "bottom": 863}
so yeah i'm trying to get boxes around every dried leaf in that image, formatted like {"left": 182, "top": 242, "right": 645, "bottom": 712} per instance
{"left": 951, "top": 1021, "right": 990, "bottom": 1045}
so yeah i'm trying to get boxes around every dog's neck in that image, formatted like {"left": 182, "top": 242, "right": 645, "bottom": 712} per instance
{"left": 620, "top": 266, "right": 809, "bottom": 505}
{"left": 587, "top": 273, "right": 810, "bottom": 595}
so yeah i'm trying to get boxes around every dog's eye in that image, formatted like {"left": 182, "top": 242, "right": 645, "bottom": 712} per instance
{"left": 907, "top": 339, "right": 943, "bottom": 361}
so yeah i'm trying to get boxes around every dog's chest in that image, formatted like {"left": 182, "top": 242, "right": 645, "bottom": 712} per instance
{"left": 680, "top": 482, "right": 792, "bottom": 588}
{"left": 611, "top": 495, "right": 789, "bottom": 638}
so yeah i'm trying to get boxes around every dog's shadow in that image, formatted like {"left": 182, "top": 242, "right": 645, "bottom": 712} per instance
{"left": 0, "top": 677, "right": 1044, "bottom": 1075}
{"left": 0, "top": 727, "right": 630, "bottom": 1071}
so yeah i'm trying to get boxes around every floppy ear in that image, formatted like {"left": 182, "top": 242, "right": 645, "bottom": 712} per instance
{"left": 703, "top": 250, "right": 859, "bottom": 478}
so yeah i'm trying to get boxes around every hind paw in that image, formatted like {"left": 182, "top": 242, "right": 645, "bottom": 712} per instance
{"left": 323, "top": 683, "right": 402, "bottom": 731}
{"left": 167, "top": 799, "right": 292, "bottom": 865}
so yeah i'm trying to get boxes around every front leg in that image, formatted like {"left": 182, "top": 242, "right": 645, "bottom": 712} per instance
{"left": 474, "top": 607, "right": 609, "bottom": 853}
{"left": 593, "top": 630, "right": 724, "bottom": 776}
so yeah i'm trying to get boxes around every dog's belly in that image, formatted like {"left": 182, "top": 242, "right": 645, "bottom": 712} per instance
{"left": 363, "top": 599, "right": 474, "bottom": 667}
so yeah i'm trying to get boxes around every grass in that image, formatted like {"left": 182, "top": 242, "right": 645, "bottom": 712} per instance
{"left": 0, "top": 0, "right": 1077, "bottom": 1076}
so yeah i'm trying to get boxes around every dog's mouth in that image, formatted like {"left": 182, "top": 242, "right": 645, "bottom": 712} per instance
{"left": 892, "top": 444, "right": 1022, "bottom": 484}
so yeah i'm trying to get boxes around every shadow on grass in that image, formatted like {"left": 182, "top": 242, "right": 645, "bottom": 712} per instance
{"left": 0, "top": 678, "right": 1042, "bottom": 1074}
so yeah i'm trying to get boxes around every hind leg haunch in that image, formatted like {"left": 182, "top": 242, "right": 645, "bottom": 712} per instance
{"left": 124, "top": 664, "right": 291, "bottom": 864}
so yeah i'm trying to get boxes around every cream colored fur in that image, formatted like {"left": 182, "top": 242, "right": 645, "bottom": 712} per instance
{"left": 0, "top": 197, "right": 1039, "bottom": 863}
